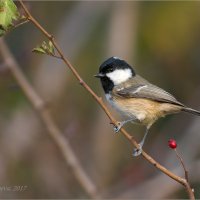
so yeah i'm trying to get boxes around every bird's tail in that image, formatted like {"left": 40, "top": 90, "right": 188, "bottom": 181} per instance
{"left": 182, "top": 107, "right": 200, "bottom": 116}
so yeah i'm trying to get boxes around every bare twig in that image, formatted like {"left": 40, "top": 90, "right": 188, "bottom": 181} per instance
{"left": 175, "top": 149, "right": 189, "bottom": 183}
{"left": 14, "top": 19, "right": 30, "bottom": 29}
{"left": 118, "top": 160, "right": 200, "bottom": 198}
{"left": 4, "top": 19, "right": 30, "bottom": 35}
{"left": 0, "top": 38, "right": 99, "bottom": 199}
{"left": 16, "top": 1, "right": 195, "bottom": 199}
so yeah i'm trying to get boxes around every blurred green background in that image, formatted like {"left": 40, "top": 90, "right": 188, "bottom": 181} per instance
{"left": 1, "top": 1, "right": 200, "bottom": 199}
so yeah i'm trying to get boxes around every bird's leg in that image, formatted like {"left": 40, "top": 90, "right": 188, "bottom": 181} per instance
{"left": 113, "top": 118, "right": 134, "bottom": 133}
{"left": 133, "top": 127, "right": 150, "bottom": 157}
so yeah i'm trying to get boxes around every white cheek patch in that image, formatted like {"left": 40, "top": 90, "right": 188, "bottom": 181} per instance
{"left": 106, "top": 69, "right": 132, "bottom": 85}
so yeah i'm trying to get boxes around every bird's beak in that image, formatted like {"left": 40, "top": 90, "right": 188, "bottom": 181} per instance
{"left": 94, "top": 73, "right": 105, "bottom": 78}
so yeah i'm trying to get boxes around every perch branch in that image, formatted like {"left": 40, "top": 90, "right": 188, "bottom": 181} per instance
{"left": 175, "top": 149, "right": 189, "bottom": 182}
{"left": 0, "top": 38, "right": 99, "bottom": 199}
{"left": 17, "top": 1, "right": 195, "bottom": 199}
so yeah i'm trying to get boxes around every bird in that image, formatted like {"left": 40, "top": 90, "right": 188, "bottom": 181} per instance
{"left": 94, "top": 56, "right": 200, "bottom": 156}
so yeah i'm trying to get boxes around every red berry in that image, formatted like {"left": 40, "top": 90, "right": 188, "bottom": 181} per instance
{"left": 168, "top": 139, "right": 177, "bottom": 149}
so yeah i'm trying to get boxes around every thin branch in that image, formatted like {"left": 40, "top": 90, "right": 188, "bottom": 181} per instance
{"left": 14, "top": 19, "right": 30, "bottom": 29}
{"left": 118, "top": 160, "right": 200, "bottom": 199}
{"left": 17, "top": 1, "right": 195, "bottom": 199}
{"left": 4, "top": 19, "right": 30, "bottom": 35}
{"left": 0, "top": 38, "right": 99, "bottom": 199}
{"left": 175, "top": 149, "right": 189, "bottom": 182}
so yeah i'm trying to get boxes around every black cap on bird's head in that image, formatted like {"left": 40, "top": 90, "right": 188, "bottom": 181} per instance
{"left": 95, "top": 56, "right": 135, "bottom": 77}
{"left": 95, "top": 57, "right": 136, "bottom": 93}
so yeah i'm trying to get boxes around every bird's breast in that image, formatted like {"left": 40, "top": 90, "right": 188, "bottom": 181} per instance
{"left": 105, "top": 94, "right": 181, "bottom": 127}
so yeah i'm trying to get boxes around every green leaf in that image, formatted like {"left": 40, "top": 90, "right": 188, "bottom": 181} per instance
{"left": 32, "top": 40, "right": 56, "bottom": 56}
{"left": 0, "top": 0, "right": 20, "bottom": 36}
{"left": 48, "top": 41, "right": 55, "bottom": 54}
{"left": 32, "top": 47, "right": 47, "bottom": 54}
{"left": 41, "top": 41, "right": 48, "bottom": 51}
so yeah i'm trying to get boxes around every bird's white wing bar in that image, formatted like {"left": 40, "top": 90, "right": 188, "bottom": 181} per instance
{"left": 131, "top": 85, "right": 148, "bottom": 93}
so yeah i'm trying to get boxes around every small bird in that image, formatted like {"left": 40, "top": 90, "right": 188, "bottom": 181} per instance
{"left": 95, "top": 57, "right": 200, "bottom": 156}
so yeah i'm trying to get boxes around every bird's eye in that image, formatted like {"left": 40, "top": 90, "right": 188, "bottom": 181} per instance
{"left": 109, "top": 68, "right": 114, "bottom": 72}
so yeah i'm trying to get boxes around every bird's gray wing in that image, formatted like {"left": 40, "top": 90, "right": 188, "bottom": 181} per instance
{"left": 116, "top": 83, "right": 184, "bottom": 107}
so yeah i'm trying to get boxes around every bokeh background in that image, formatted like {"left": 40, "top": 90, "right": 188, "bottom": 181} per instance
{"left": 1, "top": 1, "right": 200, "bottom": 198}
